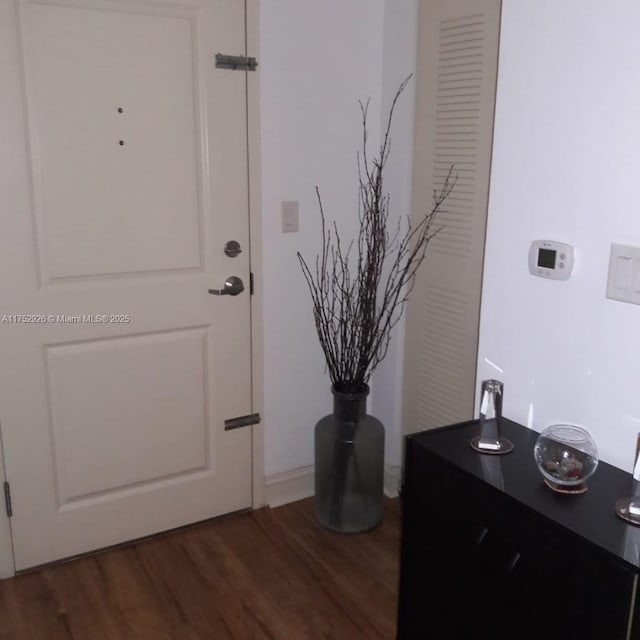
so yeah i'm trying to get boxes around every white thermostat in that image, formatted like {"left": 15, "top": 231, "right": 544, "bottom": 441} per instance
{"left": 528, "top": 240, "right": 574, "bottom": 280}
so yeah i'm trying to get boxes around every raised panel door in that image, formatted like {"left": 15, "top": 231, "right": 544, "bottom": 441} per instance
{"left": 0, "top": 0, "right": 255, "bottom": 570}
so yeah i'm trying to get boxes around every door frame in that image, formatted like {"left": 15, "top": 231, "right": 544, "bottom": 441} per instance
{"left": 0, "top": 0, "right": 264, "bottom": 578}
{"left": 246, "top": 0, "right": 265, "bottom": 511}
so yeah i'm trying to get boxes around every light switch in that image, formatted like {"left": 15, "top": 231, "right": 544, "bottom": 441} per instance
{"left": 282, "top": 201, "right": 299, "bottom": 233}
{"left": 615, "top": 256, "right": 632, "bottom": 289}
{"left": 633, "top": 262, "right": 640, "bottom": 293}
{"left": 606, "top": 243, "right": 640, "bottom": 305}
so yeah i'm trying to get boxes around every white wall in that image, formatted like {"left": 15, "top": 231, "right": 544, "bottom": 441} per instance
{"left": 370, "top": 0, "right": 419, "bottom": 471}
{"left": 478, "top": 0, "right": 640, "bottom": 472}
{"left": 260, "top": 1, "right": 417, "bottom": 479}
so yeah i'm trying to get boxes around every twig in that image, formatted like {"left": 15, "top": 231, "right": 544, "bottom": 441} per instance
{"left": 297, "top": 75, "right": 457, "bottom": 394}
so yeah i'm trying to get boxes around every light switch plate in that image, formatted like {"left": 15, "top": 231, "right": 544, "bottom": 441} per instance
{"left": 606, "top": 243, "right": 640, "bottom": 305}
{"left": 282, "top": 201, "right": 299, "bottom": 233}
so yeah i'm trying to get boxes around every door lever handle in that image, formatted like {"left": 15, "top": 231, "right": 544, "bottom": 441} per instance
{"left": 208, "top": 276, "right": 244, "bottom": 296}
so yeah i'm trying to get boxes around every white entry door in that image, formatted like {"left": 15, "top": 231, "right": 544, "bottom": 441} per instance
{"left": 0, "top": 0, "right": 255, "bottom": 570}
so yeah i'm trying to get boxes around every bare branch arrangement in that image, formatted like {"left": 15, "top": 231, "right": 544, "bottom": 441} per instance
{"left": 297, "top": 77, "right": 457, "bottom": 395}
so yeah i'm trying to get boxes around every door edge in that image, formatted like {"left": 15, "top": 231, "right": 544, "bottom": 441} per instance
{"left": 246, "top": 0, "right": 265, "bottom": 509}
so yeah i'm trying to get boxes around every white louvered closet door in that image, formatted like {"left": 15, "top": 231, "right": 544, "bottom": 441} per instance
{"left": 402, "top": 0, "right": 501, "bottom": 434}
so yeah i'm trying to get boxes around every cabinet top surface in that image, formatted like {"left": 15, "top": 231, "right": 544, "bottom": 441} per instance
{"left": 409, "top": 418, "right": 640, "bottom": 570}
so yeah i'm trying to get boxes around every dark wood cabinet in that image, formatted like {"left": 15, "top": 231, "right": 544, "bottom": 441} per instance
{"left": 397, "top": 419, "right": 640, "bottom": 639}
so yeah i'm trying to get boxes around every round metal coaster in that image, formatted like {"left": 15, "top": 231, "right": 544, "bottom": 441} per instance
{"left": 470, "top": 436, "right": 514, "bottom": 455}
{"left": 615, "top": 498, "right": 640, "bottom": 526}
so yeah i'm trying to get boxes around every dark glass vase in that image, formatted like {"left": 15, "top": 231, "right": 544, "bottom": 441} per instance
{"left": 314, "top": 384, "right": 385, "bottom": 533}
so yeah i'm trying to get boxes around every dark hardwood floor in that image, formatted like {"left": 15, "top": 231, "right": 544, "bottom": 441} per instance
{"left": 0, "top": 498, "right": 401, "bottom": 639}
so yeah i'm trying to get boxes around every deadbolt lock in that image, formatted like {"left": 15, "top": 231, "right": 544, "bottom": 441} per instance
{"left": 224, "top": 240, "right": 242, "bottom": 258}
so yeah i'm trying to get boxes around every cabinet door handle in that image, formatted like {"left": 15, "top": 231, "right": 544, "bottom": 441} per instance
{"left": 476, "top": 526, "right": 488, "bottom": 548}
{"left": 507, "top": 551, "right": 521, "bottom": 573}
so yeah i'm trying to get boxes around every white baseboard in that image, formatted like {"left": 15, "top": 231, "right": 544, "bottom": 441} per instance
{"left": 265, "top": 465, "right": 314, "bottom": 508}
{"left": 384, "top": 464, "right": 401, "bottom": 498}
{"left": 264, "top": 463, "right": 401, "bottom": 508}
{"left": 383, "top": 464, "right": 401, "bottom": 498}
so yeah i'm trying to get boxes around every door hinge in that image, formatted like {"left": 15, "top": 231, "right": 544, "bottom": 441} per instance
{"left": 250, "top": 272, "right": 254, "bottom": 295}
{"left": 215, "top": 53, "right": 258, "bottom": 72}
{"left": 224, "top": 413, "right": 261, "bottom": 431}
{"left": 4, "top": 482, "right": 12, "bottom": 518}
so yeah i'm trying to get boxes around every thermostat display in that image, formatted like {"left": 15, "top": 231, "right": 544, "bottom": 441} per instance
{"left": 528, "top": 240, "right": 574, "bottom": 280}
